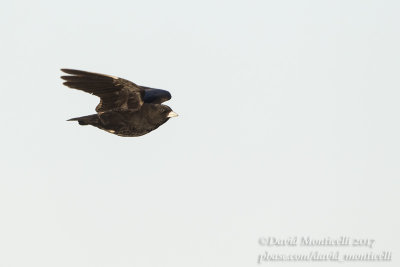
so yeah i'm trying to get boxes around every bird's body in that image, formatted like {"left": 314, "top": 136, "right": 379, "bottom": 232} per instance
{"left": 69, "top": 104, "right": 174, "bottom": 137}
{"left": 61, "top": 69, "right": 178, "bottom": 137}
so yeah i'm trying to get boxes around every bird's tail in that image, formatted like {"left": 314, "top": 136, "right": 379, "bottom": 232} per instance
{"left": 67, "top": 114, "right": 99, "bottom": 126}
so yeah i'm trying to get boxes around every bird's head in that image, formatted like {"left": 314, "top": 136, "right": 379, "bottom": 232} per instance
{"left": 145, "top": 104, "right": 178, "bottom": 127}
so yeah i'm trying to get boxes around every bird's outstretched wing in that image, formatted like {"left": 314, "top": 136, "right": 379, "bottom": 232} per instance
{"left": 61, "top": 69, "right": 145, "bottom": 112}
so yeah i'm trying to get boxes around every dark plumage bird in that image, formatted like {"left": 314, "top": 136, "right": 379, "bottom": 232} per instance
{"left": 61, "top": 69, "right": 178, "bottom": 137}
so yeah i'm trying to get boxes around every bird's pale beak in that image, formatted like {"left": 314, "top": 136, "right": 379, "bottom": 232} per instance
{"left": 167, "top": 111, "right": 179, "bottom": 118}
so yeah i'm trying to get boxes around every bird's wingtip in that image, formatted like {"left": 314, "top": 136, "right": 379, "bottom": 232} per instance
{"left": 61, "top": 68, "right": 73, "bottom": 73}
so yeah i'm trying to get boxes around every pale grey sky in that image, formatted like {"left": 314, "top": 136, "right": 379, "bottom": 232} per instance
{"left": 0, "top": 1, "right": 399, "bottom": 267}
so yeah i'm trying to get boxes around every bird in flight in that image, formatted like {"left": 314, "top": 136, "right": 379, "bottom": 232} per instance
{"left": 61, "top": 69, "right": 178, "bottom": 137}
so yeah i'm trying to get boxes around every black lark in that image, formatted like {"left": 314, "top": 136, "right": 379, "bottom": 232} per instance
{"left": 61, "top": 69, "right": 178, "bottom": 137}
